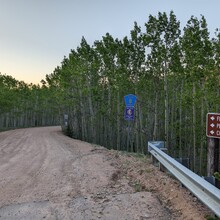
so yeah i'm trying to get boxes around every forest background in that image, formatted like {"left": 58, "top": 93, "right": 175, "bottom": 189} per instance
{"left": 0, "top": 11, "right": 220, "bottom": 175}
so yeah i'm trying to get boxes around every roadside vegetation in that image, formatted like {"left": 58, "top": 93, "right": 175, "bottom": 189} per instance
{"left": 1, "top": 11, "right": 220, "bottom": 175}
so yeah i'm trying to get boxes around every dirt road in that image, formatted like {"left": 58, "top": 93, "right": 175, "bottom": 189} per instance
{"left": 0, "top": 126, "right": 173, "bottom": 220}
{"left": 0, "top": 126, "right": 212, "bottom": 220}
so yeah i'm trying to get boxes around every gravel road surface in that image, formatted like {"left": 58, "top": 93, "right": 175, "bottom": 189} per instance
{"left": 0, "top": 126, "right": 172, "bottom": 220}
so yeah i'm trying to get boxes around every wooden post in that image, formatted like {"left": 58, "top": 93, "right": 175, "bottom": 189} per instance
{"left": 207, "top": 137, "right": 219, "bottom": 176}
{"left": 214, "top": 139, "right": 219, "bottom": 173}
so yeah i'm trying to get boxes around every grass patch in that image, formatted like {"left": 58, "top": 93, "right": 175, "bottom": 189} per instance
{"left": 133, "top": 180, "right": 146, "bottom": 192}
{"left": 205, "top": 216, "right": 220, "bottom": 220}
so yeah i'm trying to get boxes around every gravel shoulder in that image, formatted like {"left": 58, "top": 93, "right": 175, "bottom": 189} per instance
{"left": 0, "top": 126, "right": 212, "bottom": 219}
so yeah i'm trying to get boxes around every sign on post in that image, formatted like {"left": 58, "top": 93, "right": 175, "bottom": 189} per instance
{"left": 124, "top": 107, "right": 135, "bottom": 120}
{"left": 124, "top": 94, "right": 137, "bottom": 107}
{"left": 64, "top": 114, "right": 68, "bottom": 127}
{"left": 206, "top": 113, "right": 220, "bottom": 138}
{"left": 64, "top": 114, "right": 68, "bottom": 120}
{"left": 124, "top": 94, "right": 136, "bottom": 121}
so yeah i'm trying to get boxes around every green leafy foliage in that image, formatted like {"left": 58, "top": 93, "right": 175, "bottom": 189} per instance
{"left": 1, "top": 11, "right": 220, "bottom": 175}
{"left": 214, "top": 172, "right": 220, "bottom": 181}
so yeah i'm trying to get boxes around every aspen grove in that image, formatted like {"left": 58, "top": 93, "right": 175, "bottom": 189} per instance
{"left": 1, "top": 11, "right": 220, "bottom": 175}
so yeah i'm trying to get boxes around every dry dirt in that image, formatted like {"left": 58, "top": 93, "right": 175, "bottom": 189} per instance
{"left": 0, "top": 126, "right": 214, "bottom": 220}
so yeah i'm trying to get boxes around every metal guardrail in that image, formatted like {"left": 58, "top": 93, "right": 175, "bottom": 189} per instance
{"left": 148, "top": 141, "right": 220, "bottom": 218}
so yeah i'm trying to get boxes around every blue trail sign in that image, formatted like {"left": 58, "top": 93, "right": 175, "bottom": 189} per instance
{"left": 124, "top": 107, "right": 134, "bottom": 121}
{"left": 124, "top": 94, "right": 137, "bottom": 107}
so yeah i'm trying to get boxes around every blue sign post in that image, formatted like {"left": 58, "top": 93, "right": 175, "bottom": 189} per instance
{"left": 124, "top": 94, "right": 136, "bottom": 121}
{"left": 124, "top": 94, "right": 137, "bottom": 152}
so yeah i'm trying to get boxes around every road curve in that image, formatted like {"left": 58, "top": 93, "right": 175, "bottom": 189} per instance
{"left": 0, "top": 126, "right": 171, "bottom": 220}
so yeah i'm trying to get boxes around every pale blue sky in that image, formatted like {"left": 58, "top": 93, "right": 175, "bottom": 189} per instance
{"left": 0, "top": 0, "right": 220, "bottom": 84}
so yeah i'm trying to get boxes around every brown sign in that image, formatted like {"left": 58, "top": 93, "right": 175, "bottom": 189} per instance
{"left": 206, "top": 113, "right": 220, "bottom": 138}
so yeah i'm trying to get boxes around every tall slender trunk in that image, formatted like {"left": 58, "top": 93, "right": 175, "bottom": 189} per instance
{"left": 86, "top": 76, "right": 95, "bottom": 143}
{"left": 207, "top": 138, "right": 219, "bottom": 176}
{"left": 164, "top": 69, "right": 169, "bottom": 149}
{"left": 170, "top": 81, "right": 176, "bottom": 156}
{"left": 5, "top": 113, "right": 9, "bottom": 128}
{"left": 135, "top": 103, "right": 139, "bottom": 152}
{"left": 107, "top": 86, "right": 111, "bottom": 148}
{"left": 179, "top": 80, "right": 184, "bottom": 157}
{"left": 200, "top": 96, "right": 204, "bottom": 175}
{"left": 101, "top": 88, "right": 106, "bottom": 146}
{"left": 138, "top": 103, "right": 144, "bottom": 153}
{"left": 116, "top": 90, "right": 120, "bottom": 150}
{"left": 79, "top": 89, "right": 86, "bottom": 141}
{"left": 126, "top": 121, "right": 130, "bottom": 152}
{"left": 192, "top": 82, "right": 196, "bottom": 172}
{"left": 199, "top": 79, "right": 206, "bottom": 175}
{"left": 153, "top": 91, "right": 158, "bottom": 141}
{"left": 217, "top": 88, "right": 220, "bottom": 112}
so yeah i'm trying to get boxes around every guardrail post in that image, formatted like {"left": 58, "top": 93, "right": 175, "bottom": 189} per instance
{"left": 159, "top": 162, "right": 166, "bottom": 172}
{"left": 148, "top": 141, "right": 167, "bottom": 171}
{"left": 151, "top": 154, "right": 157, "bottom": 165}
